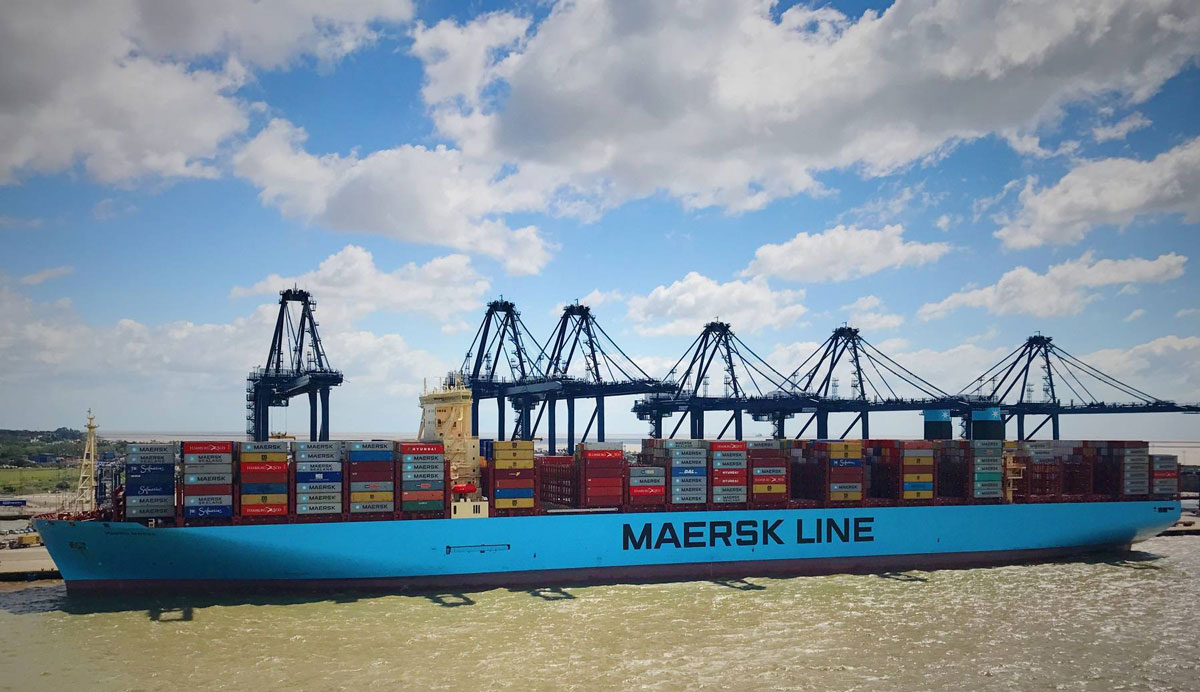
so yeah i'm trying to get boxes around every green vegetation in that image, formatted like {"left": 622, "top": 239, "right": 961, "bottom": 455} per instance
{"left": 0, "top": 428, "right": 124, "bottom": 466}
{"left": 0, "top": 467, "right": 79, "bottom": 495}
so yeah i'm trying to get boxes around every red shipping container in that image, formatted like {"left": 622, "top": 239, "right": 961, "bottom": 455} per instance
{"left": 347, "top": 461, "right": 393, "bottom": 472}
{"left": 586, "top": 477, "right": 623, "bottom": 488}
{"left": 709, "top": 441, "right": 748, "bottom": 451}
{"left": 241, "top": 461, "right": 286, "bottom": 474}
{"left": 349, "top": 470, "right": 394, "bottom": 482}
{"left": 401, "top": 490, "right": 443, "bottom": 501}
{"left": 581, "top": 449, "right": 623, "bottom": 460}
{"left": 629, "top": 486, "right": 664, "bottom": 497}
{"left": 495, "top": 479, "right": 534, "bottom": 489}
{"left": 184, "top": 483, "right": 232, "bottom": 495}
{"left": 581, "top": 458, "right": 624, "bottom": 469}
{"left": 755, "top": 474, "right": 786, "bottom": 484}
{"left": 493, "top": 468, "right": 536, "bottom": 480}
{"left": 398, "top": 443, "right": 443, "bottom": 454}
{"left": 747, "top": 449, "right": 786, "bottom": 458}
{"left": 241, "top": 504, "right": 287, "bottom": 516}
{"left": 630, "top": 496, "right": 665, "bottom": 504}
{"left": 752, "top": 493, "right": 787, "bottom": 501}
{"left": 712, "top": 469, "right": 748, "bottom": 481}
{"left": 183, "top": 441, "right": 233, "bottom": 454}
{"left": 830, "top": 468, "right": 864, "bottom": 482}
{"left": 241, "top": 472, "right": 287, "bottom": 484}
{"left": 586, "top": 486, "right": 623, "bottom": 497}
{"left": 584, "top": 466, "right": 624, "bottom": 478}
{"left": 1153, "top": 469, "right": 1178, "bottom": 479}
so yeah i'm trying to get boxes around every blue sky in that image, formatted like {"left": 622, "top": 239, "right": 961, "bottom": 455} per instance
{"left": 2, "top": 1, "right": 1199, "bottom": 441}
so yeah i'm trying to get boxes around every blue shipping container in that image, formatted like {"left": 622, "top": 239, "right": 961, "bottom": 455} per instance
{"left": 126, "top": 483, "right": 173, "bottom": 495}
{"left": 494, "top": 488, "right": 535, "bottom": 499}
{"left": 402, "top": 480, "right": 445, "bottom": 491}
{"left": 348, "top": 451, "right": 393, "bottom": 462}
{"left": 830, "top": 459, "right": 863, "bottom": 467}
{"left": 903, "top": 482, "right": 934, "bottom": 491}
{"left": 240, "top": 482, "right": 287, "bottom": 495}
{"left": 184, "top": 505, "right": 233, "bottom": 518}
{"left": 671, "top": 466, "right": 707, "bottom": 477}
{"left": 295, "top": 471, "right": 343, "bottom": 483}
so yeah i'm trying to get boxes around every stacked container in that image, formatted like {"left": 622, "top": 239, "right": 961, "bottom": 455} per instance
{"left": 182, "top": 441, "right": 234, "bottom": 522}
{"left": 1059, "top": 440, "right": 1094, "bottom": 500}
{"left": 709, "top": 440, "right": 748, "bottom": 508}
{"left": 864, "top": 440, "right": 900, "bottom": 505}
{"left": 400, "top": 441, "right": 447, "bottom": 517}
{"left": 295, "top": 440, "right": 344, "bottom": 520}
{"left": 577, "top": 442, "right": 625, "bottom": 508}
{"left": 933, "top": 440, "right": 969, "bottom": 503}
{"left": 124, "top": 443, "right": 177, "bottom": 521}
{"left": 487, "top": 440, "right": 536, "bottom": 515}
{"left": 626, "top": 464, "right": 667, "bottom": 510}
{"left": 747, "top": 440, "right": 788, "bottom": 508}
{"left": 239, "top": 441, "right": 289, "bottom": 520}
{"left": 347, "top": 441, "right": 394, "bottom": 518}
{"left": 1010, "top": 440, "right": 1060, "bottom": 502}
{"left": 970, "top": 439, "right": 1003, "bottom": 501}
{"left": 826, "top": 440, "right": 864, "bottom": 506}
{"left": 537, "top": 456, "right": 575, "bottom": 507}
{"left": 653, "top": 440, "right": 707, "bottom": 509}
{"left": 901, "top": 440, "right": 936, "bottom": 502}
{"left": 1117, "top": 442, "right": 1150, "bottom": 498}
{"left": 1151, "top": 454, "right": 1179, "bottom": 499}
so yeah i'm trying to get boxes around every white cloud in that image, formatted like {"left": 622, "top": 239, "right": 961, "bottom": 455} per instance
{"left": 1093, "top": 112, "right": 1151, "bottom": 142}
{"left": 0, "top": 2, "right": 412, "bottom": 184}
{"left": 92, "top": 198, "right": 137, "bottom": 221}
{"left": 415, "top": 0, "right": 1200, "bottom": 215}
{"left": 626, "top": 272, "right": 806, "bottom": 337}
{"left": 744, "top": 225, "right": 951, "bottom": 282}
{"left": 234, "top": 119, "right": 553, "bottom": 275}
{"left": 1077, "top": 336, "right": 1200, "bottom": 403}
{"left": 918, "top": 252, "right": 1187, "bottom": 320}
{"left": 1124, "top": 308, "right": 1147, "bottom": 322}
{"left": 935, "top": 214, "right": 952, "bottom": 232}
{"left": 841, "top": 295, "right": 904, "bottom": 331}
{"left": 995, "top": 137, "right": 1200, "bottom": 248}
{"left": 230, "top": 244, "right": 489, "bottom": 326}
{"left": 18, "top": 265, "right": 74, "bottom": 286}
{"left": 0, "top": 263, "right": 450, "bottom": 431}
{"left": 1177, "top": 308, "right": 1200, "bottom": 318}
{"left": 0, "top": 216, "right": 44, "bottom": 230}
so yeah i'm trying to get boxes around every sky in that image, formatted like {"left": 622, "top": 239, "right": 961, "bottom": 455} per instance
{"left": 2, "top": 0, "right": 1200, "bottom": 441}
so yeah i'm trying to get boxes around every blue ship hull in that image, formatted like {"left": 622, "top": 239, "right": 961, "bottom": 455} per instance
{"left": 35, "top": 501, "right": 1180, "bottom": 593}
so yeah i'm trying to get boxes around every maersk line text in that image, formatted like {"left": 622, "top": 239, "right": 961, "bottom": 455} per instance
{"left": 621, "top": 517, "right": 875, "bottom": 550}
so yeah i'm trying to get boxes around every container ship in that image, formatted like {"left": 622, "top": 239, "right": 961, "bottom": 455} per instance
{"left": 36, "top": 391, "right": 1182, "bottom": 594}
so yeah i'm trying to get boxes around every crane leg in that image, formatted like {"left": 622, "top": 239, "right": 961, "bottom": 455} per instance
{"left": 566, "top": 398, "right": 575, "bottom": 450}
{"left": 596, "top": 396, "right": 606, "bottom": 442}
{"left": 861, "top": 411, "right": 869, "bottom": 439}
{"left": 734, "top": 409, "right": 743, "bottom": 440}
{"left": 497, "top": 395, "right": 505, "bottom": 441}
{"left": 547, "top": 398, "right": 556, "bottom": 454}
{"left": 309, "top": 390, "right": 318, "bottom": 441}
{"left": 319, "top": 387, "right": 330, "bottom": 441}
{"left": 816, "top": 411, "right": 829, "bottom": 440}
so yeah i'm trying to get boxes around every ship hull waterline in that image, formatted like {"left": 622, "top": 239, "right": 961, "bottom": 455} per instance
{"left": 36, "top": 501, "right": 1181, "bottom": 595}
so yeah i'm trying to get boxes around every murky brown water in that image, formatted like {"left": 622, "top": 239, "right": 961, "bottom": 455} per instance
{"left": 1, "top": 536, "right": 1197, "bottom": 691}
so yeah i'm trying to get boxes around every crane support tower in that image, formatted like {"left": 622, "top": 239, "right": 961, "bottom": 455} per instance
{"left": 958, "top": 333, "right": 1200, "bottom": 439}
{"left": 246, "top": 288, "right": 343, "bottom": 441}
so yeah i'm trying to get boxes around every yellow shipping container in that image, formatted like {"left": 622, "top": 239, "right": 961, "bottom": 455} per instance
{"left": 241, "top": 493, "right": 288, "bottom": 505}
{"left": 350, "top": 491, "right": 394, "bottom": 503}
{"left": 494, "top": 498, "right": 535, "bottom": 509}
{"left": 494, "top": 440, "right": 534, "bottom": 451}
{"left": 903, "top": 457, "right": 934, "bottom": 467}
{"left": 902, "top": 490, "right": 934, "bottom": 500}
{"left": 243, "top": 452, "right": 288, "bottom": 462}
{"left": 829, "top": 491, "right": 862, "bottom": 501}
{"left": 492, "top": 449, "right": 535, "bottom": 461}
{"left": 752, "top": 483, "right": 786, "bottom": 494}
{"left": 902, "top": 473, "right": 933, "bottom": 483}
{"left": 493, "top": 459, "right": 535, "bottom": 470}
{"left": 830, "top": 449, "right": 863, "bottom": 460}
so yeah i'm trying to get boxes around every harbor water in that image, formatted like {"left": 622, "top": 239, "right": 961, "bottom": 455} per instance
{"left": 0, "top": 536, "right": 1197, "bottom": 691}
